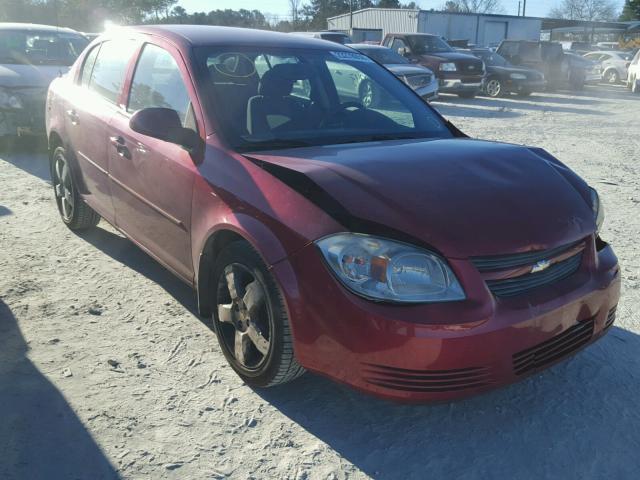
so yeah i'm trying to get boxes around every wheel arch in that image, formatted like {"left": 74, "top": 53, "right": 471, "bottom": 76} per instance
{"left": 195, "top": 218, "right": 292, "bottom": 318}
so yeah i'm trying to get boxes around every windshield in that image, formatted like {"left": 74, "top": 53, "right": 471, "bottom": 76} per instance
{"left": 407, "top": 36, "right": 453, "bottom": 54}
{"left": 357, "top": 47, "right": 409, "bottom": 65}
{"left": 0, "top": 30, "right": 88, "bottom": 66}
{"left": 197, "top": 47, "right": 451, "bottom": 152}
{"left": 476, "top": 51, "right": 509, "bottom": 67}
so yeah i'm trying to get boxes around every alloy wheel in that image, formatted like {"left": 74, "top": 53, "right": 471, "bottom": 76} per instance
{"left": 53, "top": 151, "right": 74, "bottom": 221}
{"left": 605, "top": 70, "right": 619, "bottom": 84}
{"left": 216, "top": 263, "right": 271, "bottom": 369}
{"left": 485, "top": 79, "right": 502, "bottom": 97}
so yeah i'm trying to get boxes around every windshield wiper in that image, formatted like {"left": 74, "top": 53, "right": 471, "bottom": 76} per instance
{"left": 238, "top": 138, "right": 314, "bottom": 152}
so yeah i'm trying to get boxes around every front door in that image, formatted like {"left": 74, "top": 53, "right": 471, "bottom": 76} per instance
{"left": 108, "top": 42, "right": 199, "bottom": 281}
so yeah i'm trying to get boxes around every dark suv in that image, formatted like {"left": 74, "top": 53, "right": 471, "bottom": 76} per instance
{"left": 382, "top": 33, "right": 485, "bottom": 98}
{"left": 497, "top": 40, "right": 597, "bottom": 91}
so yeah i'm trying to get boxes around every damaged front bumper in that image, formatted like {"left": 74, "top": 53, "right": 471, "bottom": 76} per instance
{"left": 0, "top": 86, "right": 48, "bottom": 138}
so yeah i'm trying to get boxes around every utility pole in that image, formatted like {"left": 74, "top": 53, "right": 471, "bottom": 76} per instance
{"left": 518, "top": 1, "right": 521, "bottom": 16}
{"left": 522, "top": 0, "right": 527, "bottom": 16}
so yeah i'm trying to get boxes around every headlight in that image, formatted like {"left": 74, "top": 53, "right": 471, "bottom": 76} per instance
{"left": 440, "top": 62, "right": 457, "bottom": 72}
{"left": 590, "top": 188, "right": 605, "bottom": 233}
{"left": 0, "top": 88, "right": 23, "bottom": 109}
{"left": 510, "top": 73, "right": 527, "bottom": 80}
{"left": 316, "top": 233, "right": 465, "bottom": 303}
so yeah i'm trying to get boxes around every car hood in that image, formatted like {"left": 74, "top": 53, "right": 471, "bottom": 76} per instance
{"left": 246, "top": 138, "right": 595, "bottom": 258}
{"left": 385, "top": 64, "right": 434, "bottom": 76}
{"left": 0, "top": 64, "right": 68, "bottom": 88}
{"left": 420, "top": 51, "right": 478, "bottom": 62}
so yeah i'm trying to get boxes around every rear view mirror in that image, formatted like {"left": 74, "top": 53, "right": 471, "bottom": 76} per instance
{"left": 398, "top": 47, "right": 410, "bottom": 57}
{"left": 129, "top": 107, "right": 201, "bottom": 153}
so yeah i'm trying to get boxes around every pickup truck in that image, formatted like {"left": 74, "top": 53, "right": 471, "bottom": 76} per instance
{"left": 382, "top": 33, "right": 485, "bottom": 98}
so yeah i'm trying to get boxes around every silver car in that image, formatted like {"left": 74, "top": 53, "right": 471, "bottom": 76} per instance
{"left": 584, "top": 50, "right": 635, "bottom": 84}
{"left": 348, "top": 44, "right": 439, "bottom": 104}
{"left": 0, "top": 23, "right": 88, "bottom": 141}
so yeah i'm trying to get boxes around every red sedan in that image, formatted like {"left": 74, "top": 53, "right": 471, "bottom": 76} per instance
{"left": 45, "top": 26, "right": 620, "bottom": 402}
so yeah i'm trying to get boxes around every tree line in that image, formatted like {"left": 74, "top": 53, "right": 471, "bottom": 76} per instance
{"left": 0, "top": 0, "right": 638, "bottom": 34}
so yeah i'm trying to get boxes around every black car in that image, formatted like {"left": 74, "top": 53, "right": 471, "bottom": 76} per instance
{"left": 466, "top": 48, "right": 546, "bottom": 97}
{"left": 497, "top": 40, "right": 600, "bottom": 91}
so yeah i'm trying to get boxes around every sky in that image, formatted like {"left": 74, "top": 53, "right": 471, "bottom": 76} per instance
{"left": 177, "top": 0, "right": 628, "bottom": 20}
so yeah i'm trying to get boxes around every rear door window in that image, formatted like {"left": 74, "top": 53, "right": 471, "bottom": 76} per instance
{"left": 89, "top": 39, "right": 138, "bottom": 104}
{"left": 127, "top": 43, "right": 192, "bottom": 125}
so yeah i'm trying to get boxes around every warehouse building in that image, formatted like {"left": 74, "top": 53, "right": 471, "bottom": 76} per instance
{"left": 327, "top": 8, "right": 542, "bottom": 47}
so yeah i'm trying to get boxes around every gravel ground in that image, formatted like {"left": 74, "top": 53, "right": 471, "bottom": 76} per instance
{"left": 1, "top": 85, "right": 639, "bottom": 480}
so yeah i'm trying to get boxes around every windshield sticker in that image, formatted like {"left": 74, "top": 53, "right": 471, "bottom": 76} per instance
{"left": 330, "top": 51, "right": 373, "bottom": 63}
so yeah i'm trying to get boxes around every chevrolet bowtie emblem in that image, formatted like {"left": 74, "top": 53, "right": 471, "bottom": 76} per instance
{"left": 531, "top": 259, "right": 551, "bottom": 273}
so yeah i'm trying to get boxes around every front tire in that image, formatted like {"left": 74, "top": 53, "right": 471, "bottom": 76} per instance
{"left": 484, "top": 78, "right": 504, "bottom": 98}
{"left": 604, "top": 69, "right": 619, "bottom": 84}
{"left": 632, "top": 76, "right": 640, "bottom": 94}
{"left": 211, "top": 241, "right": 305, "bottom": 388}
{"left": 51, "top": 146, "right": 100, "bottom": 230}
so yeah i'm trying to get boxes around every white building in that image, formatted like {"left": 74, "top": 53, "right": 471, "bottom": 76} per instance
{"left": 327, "top": 8, "right": 542, "bottom": 47}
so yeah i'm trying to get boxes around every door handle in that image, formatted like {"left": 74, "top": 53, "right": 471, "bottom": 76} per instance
{"left": 66, "top": 109, "right": 79, "bottom": 125}
{"left": 109, "top": 135, "right": 130, "bottom": 158}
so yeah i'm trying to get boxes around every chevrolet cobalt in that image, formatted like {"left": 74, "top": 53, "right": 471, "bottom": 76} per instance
{"left": 46, "top": 26, "right": 620, "bottom": 402}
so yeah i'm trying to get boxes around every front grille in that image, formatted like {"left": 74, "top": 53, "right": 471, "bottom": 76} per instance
{"left": 471, "top": 241, "right": 582, "bottom": 271}
{"left": 471, "top": 241, "right": 584, "bottom": 298}
{"left": 513, "top": 317, "right": 594, "bottom": 375}
{"left": 605, "top": 306, "right": 617, "bottom": 329}
{"left": 362, "top": 363, "right": 492, "bottom": 393}
{"left": 405, "top": 73, "right": 432, "bottom": 88}
{"left": 456, "top": 59, "right": 484, "bottom": 74}
{"left": 485, "top": 253, "right": 582, "bottom": 298}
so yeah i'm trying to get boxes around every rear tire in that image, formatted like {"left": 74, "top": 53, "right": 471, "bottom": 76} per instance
{"left": 51, "top": 146, "right": 100, "bottom": 230}
{"left": 211, "top": 241, "right": 305, "bottom": 388}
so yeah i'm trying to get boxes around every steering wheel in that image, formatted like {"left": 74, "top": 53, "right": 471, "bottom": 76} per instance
{"left": 319, "top": 101, "right": 365, "bottom": 128}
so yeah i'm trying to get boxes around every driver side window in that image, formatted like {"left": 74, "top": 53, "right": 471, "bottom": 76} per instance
{"left": 127, "top": 43, "right": 194, "bottom": 128}
{"left": 391, "top": 38, "right": 407, "bottom": 55}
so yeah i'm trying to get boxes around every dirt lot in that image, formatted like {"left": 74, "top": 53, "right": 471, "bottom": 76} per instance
{"left": 1, "top": 85, "right": 639, "bottom": 480}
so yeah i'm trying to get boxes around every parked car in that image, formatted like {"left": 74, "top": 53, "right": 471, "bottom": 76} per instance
{"left": 290, "top": 31, "right": 352, "bottom": 44}
{"left": 560, "top": 41, "right": 595, "bottom": 55}
{"left": 0, "top": 23, "right": 88, "bottom": 145}
{"left": 498, "top": 40, "right": 597, "bottom": 90}
{"left": 465, "top": 48, "right": 546, "bottom": 97}
{"left": 382, "top": 33, "right": 485, "bottom": 98}
{"left": 348, "top": 43, "right": 438, "bottom": 102}
{"left": 627, "top": 48, "right": 640, "bottom": 93}
{"left": 47, "top": 25, "right": 620, "bottom": 403}
{"left": 584, "top": 50, "right": 635, "bottom": 84}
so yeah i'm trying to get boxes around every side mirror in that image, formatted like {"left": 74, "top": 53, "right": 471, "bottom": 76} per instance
{"left": 129, "top": 107, "right": 201, "bottom": 153}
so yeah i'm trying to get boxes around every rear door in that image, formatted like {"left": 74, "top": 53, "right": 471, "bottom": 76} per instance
{"left": 65, "top": 39, "right": 138, "bottom": 223}
{"left": 107, "top": 42, "right": 202, "bottom": 281}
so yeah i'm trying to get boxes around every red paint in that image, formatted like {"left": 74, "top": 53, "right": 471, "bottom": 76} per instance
{"left": 47, "top": 26, "right": 621, "bottom": 402}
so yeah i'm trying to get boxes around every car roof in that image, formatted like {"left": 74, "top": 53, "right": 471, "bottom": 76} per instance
{"left": 587, "top": 50, "right": 627, "bottom": 55}
{"left": 387, "top": 33, "right": 437, "bottom": 37}
{"left": 117, "top": 25, "right": 352, "bottom": 50}
{"left": 0, "top": 22, "right": 80, "bottom": 34}
{"left": 347, "top": 43, "right": 389, "bottom": 50}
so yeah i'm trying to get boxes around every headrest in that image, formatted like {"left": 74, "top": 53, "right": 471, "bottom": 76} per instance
{"left": 259, "top": 63, "right": 309, "bottom": 97}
